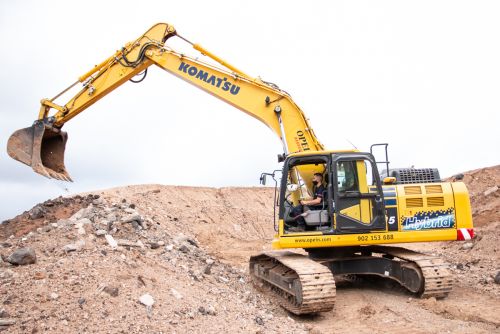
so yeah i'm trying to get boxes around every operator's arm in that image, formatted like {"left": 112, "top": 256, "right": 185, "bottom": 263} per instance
{"left": 300, "top": 197, "right": 322, "bottom": 206}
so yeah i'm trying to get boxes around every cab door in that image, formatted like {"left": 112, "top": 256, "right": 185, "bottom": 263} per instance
{"left": 331, "top": 153, "right": 386, "bottom": 233}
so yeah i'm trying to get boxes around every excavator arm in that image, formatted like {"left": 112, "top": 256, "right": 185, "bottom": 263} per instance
{"left": 7, "top": 23, "right": 323, "bottom": 183}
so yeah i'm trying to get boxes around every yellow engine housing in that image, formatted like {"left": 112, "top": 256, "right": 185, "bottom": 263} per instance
{"left": 272, "top": 181, "right": 473, "bottom": 249}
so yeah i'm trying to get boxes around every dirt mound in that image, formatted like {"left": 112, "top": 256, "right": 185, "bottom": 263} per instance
{"left": 1, "top": 164, "right": 499, "bottom": 333}
{"left": 448, "top": 164, "right": 500, "bottom": 226}
{"left": 0, "top": 195, "right": 97, "bottom": 240}
{"left": 0, "top": 188, "right": 304, "bottom": 333}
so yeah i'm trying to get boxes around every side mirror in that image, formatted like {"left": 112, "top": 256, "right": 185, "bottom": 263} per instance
{"left": 286, "top": 184, "right": 299, "bottom": 192}
{"left": 383, "top": 177, "right": 396, "bottom": 185}
{"left": 260, "top": 174, "right": 267, "bottom": 185}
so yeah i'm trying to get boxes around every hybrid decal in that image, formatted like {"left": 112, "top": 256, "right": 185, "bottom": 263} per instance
{"left": 402, "top": 208, "right": 455, "bottom": 231}
{"left": 178, "top": 62, "right": 241, "bottom": 95}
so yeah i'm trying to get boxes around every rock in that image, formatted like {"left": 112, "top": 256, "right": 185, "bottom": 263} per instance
{"left": 198, "top": 305, "right": 216, "bottom": 316}
{"left": 170, "top": 288, "right": 183, "bottom": 300}
{"left": 70, "top": 207, "right": 92, "bottom": 221}
{"left": 187, "top": 239, "right": 199, "bottom": 248}
{"left": 123, "top": 208, "right": 136, "bottom": 214}
{"left": 173, "top": 233, "right": 189, "bottom": 244}
{"left": 29, "top": 205, "right": 45, "bottom": 220}
{"left": 461, "top": 242, "right": 474, "bottom": 250}
{"left": 255, "top": 316, "right": 265, "bottom": 326}
{"left": 0, "top": 319, "right": 16, "bottom": 326}
{"left": 219, "top": 276, "right": 229, "bottom": 283}
{"left": 483, "top": 185, "right": 499, "bottom": 196}
{"left": 139, "top": 294, "right": 155, "bottom": 307}
{"left": 40, "top": 225, "right": 52, "bottom": 233}
{"left": 486, "top": 277, "right": 494, "bottom": 284}
{"left": 179, "top": 244, "right": 189, "bottom": 253}
{"left": 203, "top": 263, "right": 214, "bottom": 275}
{"left": 117, "top": 239, "right": 142, "bottom": 248}
{"left": 149, "top": 242, "right": 160, "bottom": 249}
{"left": 50, "top": 292, "right": 59, "bottom": 300}
{"left": 0, "top": 269, "right": 15, "bottom": 280}
{"left": 76, "top": 218, "right": 92, "bottom": 226}
{"left": 95, "top": 229, "right": 107, "bottom": 236}
{"left": 33, "top": 271, "right": 46, "bottom": 280}
{"left": 0, "top": 308, "right": 9, "bottom": 318}
{"left": 452, "top": 173, "right": 464, "bottom": 181}
{"left": 62, "top": 244, "right": 78, "bottom": 253}
{"left": 77, "top": 227, "right": 86, "bottom": 235}
{"left": 121, "top": 213, "right": 142, "bottom": 223}
{"left": 157, "top": 241, "right": 165, "bottom": 246}
{"left": 78, "top": 298, "right": 86, "bottom": 306}
{"left": 107, "top": 214, "right": 117, "bottom": 223}
{"left": 6, "top": 248, "right": 36, "bottom": 265}
{"left": 495, "top": 272, "right": 500, "bottom": 284}
{"left": 165, "top": 244, "right": 174, "bottom": 251}
{"left": 103, "top": 286, "right": 119, "bottom": 297}
{"left": 105, "top": 235, "right": 118, "bottom": 249}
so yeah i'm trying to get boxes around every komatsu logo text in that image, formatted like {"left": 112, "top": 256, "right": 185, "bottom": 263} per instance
{"left": 178, "top": 62, "right": 241, "bottom": 95}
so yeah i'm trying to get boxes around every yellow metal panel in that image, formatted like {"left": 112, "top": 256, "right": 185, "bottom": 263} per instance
{"left": 339, "top": 205, "right": 361, "bottom": 221}
{"left": 452, "top": 182, "right": 473, "bottom": 229}
{"left": 356, "top": 160, "right": 371, "bottom": 223}
{"left": 273, "top": 229, "right": 457, "bottom": 249}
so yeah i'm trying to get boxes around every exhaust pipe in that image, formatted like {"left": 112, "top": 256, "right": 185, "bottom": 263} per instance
{"left": 7, "top": 121, "right": 72, "bottom": 181}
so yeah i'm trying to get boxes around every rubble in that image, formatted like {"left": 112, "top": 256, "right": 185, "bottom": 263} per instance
{"left": 0, "top": 171, "right": 498, "bottom": 333}
{"left": 4, "top": 247, "right": 36, "bottom": 265}
{"left": 103, "top": 285, "right": 119, "bottom": 297}
{"left": 104, "top": 234, "right": 118, "bottom": 249}
{"left": 139, "top": 293, "right": 154, "bottom": 307}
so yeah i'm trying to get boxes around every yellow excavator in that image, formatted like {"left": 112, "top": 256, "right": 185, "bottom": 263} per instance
{"left": 7, "top": 23, "right": 474, "bottom": 314}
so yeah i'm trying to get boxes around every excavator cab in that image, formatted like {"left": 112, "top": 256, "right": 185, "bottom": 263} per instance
{"left": 280, "top": 152, "right": 386, "bottom": 235}
{"left": 7, "top": 121, "right": 71, "bottom": 181}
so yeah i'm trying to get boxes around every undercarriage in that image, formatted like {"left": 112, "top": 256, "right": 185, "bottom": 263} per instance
{"left": 249, "top": 246, "right": 453, "bottom": 315}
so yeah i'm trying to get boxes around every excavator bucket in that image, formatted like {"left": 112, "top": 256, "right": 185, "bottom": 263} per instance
{"left": 7, "top": 122, "right": 72, "bottom": 181}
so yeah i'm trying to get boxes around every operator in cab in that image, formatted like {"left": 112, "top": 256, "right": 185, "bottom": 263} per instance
{"left": 289, "top": 173, "right": 327, "bottom": 231}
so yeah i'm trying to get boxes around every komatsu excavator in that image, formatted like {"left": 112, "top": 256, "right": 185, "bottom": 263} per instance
{"left": 7, "top": 23, "right": 474, "bottom": 314}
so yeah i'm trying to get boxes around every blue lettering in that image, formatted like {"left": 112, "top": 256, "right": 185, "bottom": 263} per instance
{"left": 195, "top": 70, "right": 208, "bottom": 82}
{"left": 230, "top": 85, "right": 240, "bottom": 95}
{"left": 207, "top": 75, "right": 216, "bottom": 85}
{"left": 177, "top": 63, "right": 240, "bottom": 95}
{"left": 188, "top": 66, "right": 198, "bottom": 76}
{"left": 178, "top": 62, "right": 189, "bottom": 73}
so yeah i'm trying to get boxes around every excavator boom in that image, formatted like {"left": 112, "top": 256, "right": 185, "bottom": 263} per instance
{"left": 7, "top": 22, "right": 322, "bottom": 182}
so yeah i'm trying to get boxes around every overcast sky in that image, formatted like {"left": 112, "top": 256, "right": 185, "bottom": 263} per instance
{"left": 1, "top": 0, "right": 499, "bottom": 221}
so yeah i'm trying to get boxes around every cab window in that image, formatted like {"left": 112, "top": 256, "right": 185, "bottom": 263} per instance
{"left": 337, "top": 161, "right": 358, "bottom": 192}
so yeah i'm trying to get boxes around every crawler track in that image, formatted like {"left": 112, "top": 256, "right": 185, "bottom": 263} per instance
{"left": 370, "top": 246, "right": 453, "bottom": 298}
{"left": 249, "top": 251, "right": 336, "bottom": 315}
